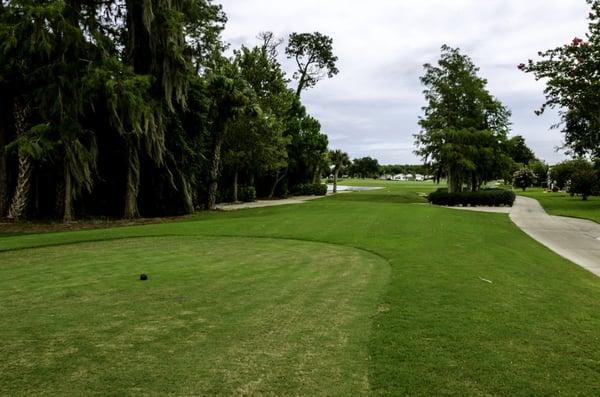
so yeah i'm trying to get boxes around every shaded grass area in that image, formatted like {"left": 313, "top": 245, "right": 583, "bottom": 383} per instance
{"left": 1, "top": 182, "right": 599, "bottom": 395}
{"left": 518, "top": 188, "right": 600, "bottom": 224}
{"left": 0, "top": 236, "right": 388, "bottom": 395}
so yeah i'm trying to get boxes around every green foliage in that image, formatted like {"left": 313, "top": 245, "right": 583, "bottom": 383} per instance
{"left": 529, "top": 159, "right": 549, "bottom": 186}
{"left": 506, "top": 135, "right": 537, "bottom": 165}
{"left": 292, "top": 183, "right": 327, "bottom": 196}
{"left": 520, "top": 1, "right": 600, "bottom": 158}
{"left": 285, "top": 32, "right": 339, "bottom": 96}
{"left": 428, "top": 188, "right": 516, "bottom": 207}
{"left": 0, "top": 2, "right": 333, "bottom": 221}
{"left": 513, "top": 167, "right": 536, "bottom": 191}
{"left": 349, "top": 157, "right": 380, "bottom": 178}
{"left": 238, "top": 186, "right": 256, "bottom": 202}
{"left": 569, "top": 169, "right": 599, "bottom": 200}
{"left": 550, "top": 159, "right": 594, "bottom": 190}
{"left": 329, "top": 150, "right": 350, "bottom": 173}
{"left": 415, "top": 45, "right": 512, "bottom": 193}
{"left": 223, "top": 45, "right": 292, "bottom": 183}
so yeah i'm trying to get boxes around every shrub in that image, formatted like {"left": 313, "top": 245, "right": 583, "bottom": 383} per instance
{"left": 428, "top": 188, "right": 516, "bottom": 207}
{"left": 529, "top": 160, "right": 549, "bottom": 186}
{"left": 217, "top": 188, "right": 233, "bottom": 204}
{"left": 550, "top": 159, "right": 594, "bottom": 190}
{"left": 292, "top": 183, "right": 328, "bottom": 196}
{"left": 513, "top": 168, "right": 536, "bottom": 191}
{"left": 569, "top": 169, "right": 599, "bottom": 200}
{"left": 238, "top": 186, "right": 256, "bottom": 203}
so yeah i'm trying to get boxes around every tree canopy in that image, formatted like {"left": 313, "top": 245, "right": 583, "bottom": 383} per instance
{"left": 415, "top": 45, "right": 512, "bottom": 192}
{"left": 285, "top": 32, "right": 339, "bottom": 96}
{"left": 520, "top": 0, "right": 600, "bottom": 158}
{"left": 0, "top": 1, "right": 338, "bottom": 221}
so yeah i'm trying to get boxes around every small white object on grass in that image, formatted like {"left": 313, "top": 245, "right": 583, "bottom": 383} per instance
{"left": 479, "top": 277, "right": 493, "bottom": 284}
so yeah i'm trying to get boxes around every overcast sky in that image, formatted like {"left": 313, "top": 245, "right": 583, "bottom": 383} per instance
{"left": 217, "top": 0, "right": 591, "bottom": 164}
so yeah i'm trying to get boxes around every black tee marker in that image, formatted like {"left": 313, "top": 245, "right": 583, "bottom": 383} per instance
{"left": 140, "top": 274, "right": 148, "bottom": 281}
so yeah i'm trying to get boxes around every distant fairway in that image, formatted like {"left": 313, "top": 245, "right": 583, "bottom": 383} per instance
{"left": 1, "top": 181, "right": 599, "bottom": 395}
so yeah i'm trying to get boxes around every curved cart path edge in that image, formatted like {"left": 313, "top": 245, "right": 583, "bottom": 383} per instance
{"left": 509, "top": 196, "right": 600, "bottom": 277}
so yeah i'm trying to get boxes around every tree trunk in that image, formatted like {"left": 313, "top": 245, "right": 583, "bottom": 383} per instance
{"left": 180, "top": 173, "right": 194, "bottom": 214}
{"left": 471, "top": 175, "right": 479, "bottom": 192}
{"left": 63, "top": 161, "right": 74, "bottom": 222}
{"left": 7, "top": 99, "right": 31, "bottom": 221}
{"left": 296, "top": 72, "right": 307, "bottom": 97}
{"left": 0, "top": 116, "right": 7, "bottom": 218}
{"left": 55, "top": 173, "right": 65, "bottom": 218}
{"left": 269, "top": 170, "right": 285, "bottom": 199}
{"left": 233, "top": 167, "right": 239, "bottom": 203}
{"left": 207, "top": 135, "right": 223, "bottom": 210}
{"left": 124, "top": 144, "right": 140, "bottom": 218}
{"left": 313, "top": 164, "right": 320, "bottom": 184}
{"left": 447, "top": 169, "right": 462, "bottom": 193}
{"left": 333, "top": 169, "right": 339, "bottom": 193}
{"left": 8, "top": 153, "right": 32, "bottom": 220}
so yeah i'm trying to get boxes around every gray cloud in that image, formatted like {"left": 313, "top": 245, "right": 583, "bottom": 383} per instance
{"left": 217, "top": 0, "right": 590, "bottom": 164}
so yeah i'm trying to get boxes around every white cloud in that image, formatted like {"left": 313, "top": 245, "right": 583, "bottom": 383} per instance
{"left": 217, "top": 0, "right": 591, "bottom": 164}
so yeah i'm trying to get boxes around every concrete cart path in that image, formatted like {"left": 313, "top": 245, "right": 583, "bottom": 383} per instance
{"left": 215, "top": 195, "right": 327, "bottom": 211}
{"left": 509, "top": 196, "right": 600, "bottom": 277}
{"left": 216, "top": 185, "right": 380, "bottom": 211}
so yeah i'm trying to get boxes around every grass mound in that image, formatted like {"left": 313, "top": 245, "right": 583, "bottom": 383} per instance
{"left": 0, "top": 236, "right": 388, "bottom": 395}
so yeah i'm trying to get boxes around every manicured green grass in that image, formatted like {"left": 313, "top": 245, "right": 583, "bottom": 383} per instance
{"left": 518, "top": 188, "right": 600, "bottom": 223}
{"left": 1, "top": 236, "right": 387, "bottom": 395}
{"left": 1, "top": 182, "right": 599, "bottom": 395}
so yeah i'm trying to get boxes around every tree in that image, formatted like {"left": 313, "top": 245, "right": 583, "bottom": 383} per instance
{"left": 570, "top": 169, "right": 599, "bottom": 200}
{"left": 257, "top": 31, "right": 283, "bottom": 61}
{"left": 549, "top": 159, "right": 594, "bottom": 190}
{"left": 513, "top": 168, "right": 536, "bottom": 191}
{"left": 0, "top": 0, "right": 332, "bottom": 221}
{"left": 205, "top": 58, "right": 256, "bottom": 209}
{"left": 506, "top": 135, "right": 536, "bottom": 165}
{"left": 224, "top": 45, "right": 293, "bottom": 202}
{"left": 329, "top": 150, "right": 350, "bottom": 193}
{"left": 349, "top": 157, "right": 380, "bottom": 179}
{"left": 285, "top": 32, "right": 339, "bottom": 96}
{"left": 520, "top": 1, "right": 600, "bottom": 158}
{"left": 529, "top": 159, "right": 549, "bottom": 186}
{"left": 415, "top": 46, "right": 512, "bottom": 193}
{"left": 0, "top": 0, "right": 97, "bottom": 221}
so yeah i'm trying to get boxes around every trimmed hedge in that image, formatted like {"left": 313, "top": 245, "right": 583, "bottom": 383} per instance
{"left": 428, "top": 188, "right": 516, "bottom": 207}
{"left": 292, "top": 183, "right": 328, "bottom": 196}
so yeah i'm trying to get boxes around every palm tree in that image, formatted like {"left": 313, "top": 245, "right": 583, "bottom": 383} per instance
{"left": 329, "top": 149, "right": 350, "bottom": 194}
{"left": 7, "top": 98, "right": 31, "bottom": 220}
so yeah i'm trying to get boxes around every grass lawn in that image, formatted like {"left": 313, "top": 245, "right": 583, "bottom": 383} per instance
{"left": 518, "top": 188, "right": 600, "bottom": 224}
{"left": 1, "top": 182, "right": 599, "bottom": 395}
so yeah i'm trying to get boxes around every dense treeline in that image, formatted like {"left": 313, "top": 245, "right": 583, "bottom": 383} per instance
{"left": 0, "top": 1, "right": 337, "bottom": 221}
